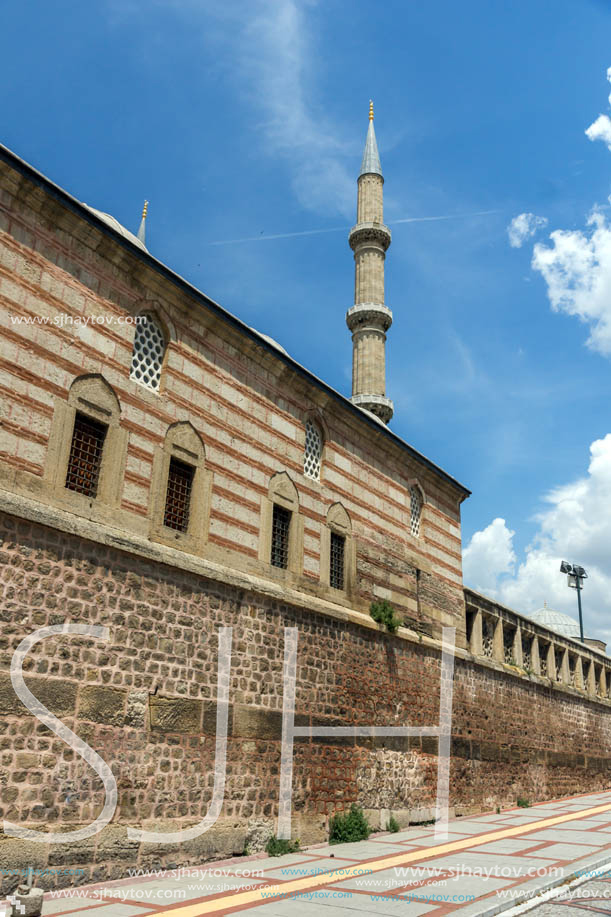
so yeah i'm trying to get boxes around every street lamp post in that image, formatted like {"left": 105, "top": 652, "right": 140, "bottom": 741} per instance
{"left": 559, "top": 561, "right": 587, "bottom": 644}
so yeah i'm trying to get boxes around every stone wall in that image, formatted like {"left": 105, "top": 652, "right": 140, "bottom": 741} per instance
{"left": 1, "top": 509, "right": 611, "bottom": 892}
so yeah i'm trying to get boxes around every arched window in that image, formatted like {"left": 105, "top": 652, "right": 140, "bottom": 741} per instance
{"left": 321, "top": 503, "right": 355, "bottom": 595}
{"left": 259, "top": 472, "right": 303, "bottom": 576}
{"left": 45, "top": 374, "right": 127, "bottom": 515}
{"left": 410, "top": 486, "right": 422, "bottom": 537}
{"left": 303, "top": 420, "right": 322, "bottom": 481}
{"left": 149, "top": 421, "right": 212, "bottom": 555}
{"left": 130, "top": 313, "right": 166, "bottom": 392}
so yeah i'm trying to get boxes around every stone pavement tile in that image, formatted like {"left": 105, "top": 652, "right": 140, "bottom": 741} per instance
{"left": 261, "top": 857, "right": 358, "bottom": 880}
{"left": 531, "top": 843, "right": 601, "bottom": 860}
{"left": 469, "top": 838, "right": 551, "bottom": 854}
{"left": 311, "top": 889, "right": 439, "bottom": 916}
{"left": 330, "top": 864, "right": 441, "bottom": 891}
{"left": 373, "top": 829, "right": 432, "bottom": 843}
{"left": 42, "top": 899, "right": 100, "bottom": 915}
{"left": 438, "top": 821, "right": 509, "bottom": 835}
{"left": 311, "top": 841, "right": 414, "bottom": 858}
{"left": 404, "top": 851, "right": 551, "bottom": 877}
{"left": 43, "top": 907, "right": 149, "bottom": 917}
{"left": 524, "top": 829, "right": 611, "bottom": 846}
{"left": 495, "top": 815, "right": 556, "bottom": 824}
{"left": 232, "top": 897, "right": 437, "bottom": 916}
{"left": 238, "top": 853, "right": 328, "bottom": 871}
{"left": 408, "top": 833, "right": 480, "bottom": 847}
{"left": 550, "top": 818, "right": 611, "bottom": 830}
{"left": 140, "top": 874, "right": 268, "bottom": 899}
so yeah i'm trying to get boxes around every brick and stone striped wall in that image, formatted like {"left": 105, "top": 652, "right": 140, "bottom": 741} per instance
{"left": 0, "top": 150, "right": 467, "bottom": 640}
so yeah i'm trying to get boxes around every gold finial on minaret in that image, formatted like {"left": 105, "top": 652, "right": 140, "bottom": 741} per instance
{"left": 369, "top": 100, "right": 374, "bottom": 121}
{"left": 137, "top": 200, "right": 149, "bottom": 246}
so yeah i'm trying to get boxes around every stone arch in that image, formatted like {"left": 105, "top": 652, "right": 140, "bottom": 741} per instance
{"left": 268, "top": 471, "right": 299, "bottom": 510}
{"left": 326, "top": 502, "right": 352, "bottom": 535}
{"left": 67, "top": 373, "right": 121, "bottom": 422}
{"left": 164, "top": 421, "right": 205, "bottom": 463}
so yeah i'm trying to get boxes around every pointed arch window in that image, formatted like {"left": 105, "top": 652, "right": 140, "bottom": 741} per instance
{"left": 130, "top": 313, "right": 166, "bottom": 392}
{"left": 45, "top": 374, "right": 127, "bottom": 514}
{"left": 303, "top": 420, "right": 322, "bottom": 481}
{"left": 409, "top": 486, "right": 422, "bottom": 538}
{"left": 150, "top": 421, "right": 212, "bottom": 555}
{"left": 321, "top": 503, "right": 355, "bottom": 595}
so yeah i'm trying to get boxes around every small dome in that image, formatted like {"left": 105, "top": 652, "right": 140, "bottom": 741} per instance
{"left": 249, "top": 327, "right": 288, "bottom": 356}
{"left": 82, "top": 204, "right": 147, "bottom": 251}
{"left": 529, "top": 605, "right": 581, "bottom": 639}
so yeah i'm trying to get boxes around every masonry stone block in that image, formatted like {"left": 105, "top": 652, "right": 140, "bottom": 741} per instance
{"left": 149, "top": 695, "right": 202, "bottom": 733}
{"left": 77, "top": 685, "right": 127, "bottom": 725}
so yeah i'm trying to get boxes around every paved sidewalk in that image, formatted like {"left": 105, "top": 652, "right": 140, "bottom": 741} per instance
{"left": 37, "top": 790, "right": 611, "bottom": 917}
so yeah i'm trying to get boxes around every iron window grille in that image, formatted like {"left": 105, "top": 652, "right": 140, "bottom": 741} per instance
{"left": 271, "top": 504, "right": 291, "bottom": 569}
{"left": 329, "top": 532, "right": 345, "bottom": 590}
{"left": 303, "top": 420, "right": 322, "bottom": 480}
{"left": 409, "top": 487, "right": 422, "bottom": 537}
{"left": 130, "top": 314, "right": 166, "bottom": 392}
{"left": 164, "top": 458, "right": 195, "bottom": 532}
{"left": 65, "top": 412, "right": 107, "bottom": 497}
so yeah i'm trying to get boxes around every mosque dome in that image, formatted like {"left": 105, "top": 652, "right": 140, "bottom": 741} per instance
{"left": 529, "top": 604, "right": 581, "bottom": 639}
{"left": 82, "top": 204, "right": 147, "bottom": 251}
{"left": 249, "top": 328, "right": 288, "bottom": 356}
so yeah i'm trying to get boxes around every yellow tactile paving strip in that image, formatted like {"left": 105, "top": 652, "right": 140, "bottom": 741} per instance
{"left": 150, "top": 798, "right": 611, "bottom": 916}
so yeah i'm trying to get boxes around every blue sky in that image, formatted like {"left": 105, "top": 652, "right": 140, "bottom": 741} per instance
{"left": 4, "top": 0, "right": 611, "bottom": 636}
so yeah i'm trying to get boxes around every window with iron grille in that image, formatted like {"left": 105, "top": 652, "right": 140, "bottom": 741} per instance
{"left": 303, "top": 420, "right": 322, "bottom": 480}
{"left": 163, "top": 458, "right": 195, "bottom": 532}
{"left": 409, "top": 486, "right": 422, "bottom": 537}
{"left": 330, "top": 532, "right": 345, "bottom": 590}
{"left": 65, "top": 412, "right": 107, "bottom": 497}
{"left": 130, "top": 313, "right": 166, "bottom": 392}
{"left": 271, "top": 504, "right": 291, "bottom": 569}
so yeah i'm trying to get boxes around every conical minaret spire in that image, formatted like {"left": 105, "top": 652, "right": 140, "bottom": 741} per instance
{"left": 346, "top": 102, "right": 393, "bottom": 424}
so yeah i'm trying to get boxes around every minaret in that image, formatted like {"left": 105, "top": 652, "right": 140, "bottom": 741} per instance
{"left": 346, "top": 102, "right": 393, "bottom": 424}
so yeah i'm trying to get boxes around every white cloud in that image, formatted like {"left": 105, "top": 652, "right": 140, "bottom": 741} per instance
{"left": 585, "top": 114, "right": 611, "bottom": 149}
{"left": 118, "top": 0, "right": 354, "bottom": 216}
{"left": 463, "top": 434, "right": 611, "bottom": 644}
{"left": 462, "top": 518, "right": 516, "bottom": 595}
{"left": 529, "top": 68, "right": 611, "bottom": 355}
{"left": 532, "top": 211, "right": 611, "bottom": 355}
{"left": 507, "top": 213, "right": 548, "bottom": 248}
{"left": 585, "top": 66, "right": 611, "bottom": 150}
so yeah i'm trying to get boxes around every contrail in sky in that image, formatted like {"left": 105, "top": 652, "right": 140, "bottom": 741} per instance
{"left": 207, "top": 210, "right": 499, "bottom": 246}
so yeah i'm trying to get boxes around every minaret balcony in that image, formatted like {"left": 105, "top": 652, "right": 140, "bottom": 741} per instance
{"left": 351, "top": 393, "right": 394, "bottom": 425}
{"left": 346, "top": 302, "right": 393, "bottom": 333}
{"left": 348, "top": 222, "right": 391, "bottom": 253}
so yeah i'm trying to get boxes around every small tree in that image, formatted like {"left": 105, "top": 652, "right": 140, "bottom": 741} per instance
{"left": 370, "top": 600, "right": 402, "bottom": 634}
